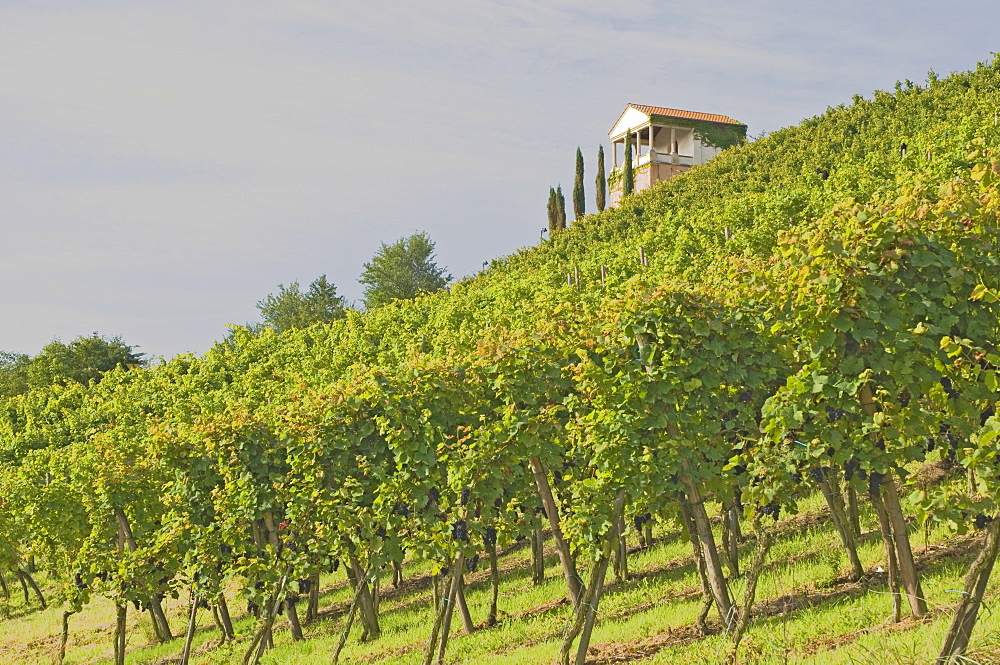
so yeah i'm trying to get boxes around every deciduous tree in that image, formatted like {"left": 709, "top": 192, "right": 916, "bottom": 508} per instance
{"left": 257, "top": 275, "right": 347, "bottom": 333}
{"left": 359, "top": 232, "right": 451, "bottom": 309}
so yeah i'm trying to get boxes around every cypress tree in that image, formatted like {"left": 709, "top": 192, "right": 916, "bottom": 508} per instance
{"left": 595, "top": 145, "right": 606, "bottom": 212}
{"left": 547, "top": 187, "right": 558, "bottom": 234}
{"left": 572, "top": 147, "right": 585, "bottom": 220}
{"left": 622, "top": 131, "right": 634, "bottom": 197}
{"left": 556, "top": 185, "right": 567, "bottom": 229}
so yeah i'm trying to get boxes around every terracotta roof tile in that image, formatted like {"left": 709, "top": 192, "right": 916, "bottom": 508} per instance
{"left": 627, "top": 104, "right": 744, "bottom": 126}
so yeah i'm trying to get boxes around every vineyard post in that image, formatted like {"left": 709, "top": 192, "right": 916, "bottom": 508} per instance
{"left": 612, "top": 509, "right": 628, "bottom": 583}
{"left": 263, "top": 511, "right": 304, "bottom": 641}
{"left": 215, "top": 594, "right": 235, "bottom": 640}
{"left": 242, "top": 568, "right": 290, "bottom": 665}
{"left": 937, "top": 517, "right": 1000, "bottom": 662}
{"left": 455, "top": 573, "right": 475, "bottom": 634}
{"left": 307, "top": 572, "right": 321, "bottom": 622}
{"left": 16, "top": 569, "right": 46, "bottom": 609}
{"left": 57, "top": 609, "right": 77, "bottom": 665}
{"left": 816, "top": 469, "right": 865, "bottom": 580}
{"left": 113, "top": 506, "right": 173, "bottom": 640}
{"left": 679, "top": 499, "right": 715, "bottom": 634}
{"left": 486, "top": 534, "right": 500, "bottom": 627}
{"left": 720, "top": 504, "right": 740, "bottom": 579}
{"left": 678, "top": 457, "right": 736, "bottom": 631}
{"left": 529, "top": 455, "right": 583, "bottom": 607}
{"left": 859, "top": 384, "right": 926, "bottom": 617}
{"left": 434, "top": 550, "right": 466, "bottom": 665}
{"left": 559, "top": 488, "right": 626, "bottom": 665}
{"left": 179, "top": 589, "right": 199, "bottom": 665}
{"left": 727, "top": 529, "right": 774, "bottom": 661}
{"left": 574, "top": 488, "right": 627, "bottom": 665}
{"left": 869, "top": 480, "right": 902, "bottom": 622}
{"left": 348, "top": 555, "right": 381, "bottom": 639}
{"left": 879, "top": 474, "right": 927, "bottom": 617}
{"left": 113, "top": 603, "right": 127, "bottom": 665}
{"left": 332, "top": 566, "right": 369, "bottom": 665}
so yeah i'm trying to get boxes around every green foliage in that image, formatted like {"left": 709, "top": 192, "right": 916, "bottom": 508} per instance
{"left": 256, "top": 274, "right": 347, "bottom": 333}
{"left": 596, "top": 145, "right": 607, "bottom": 212}
{"left": 547, "top": 186, "right": 559, "bottom": 234}
{"left": 622, "top": 132, "right": 634, "bottom": 196}
{"left": 359, "top": 232, "right": 451, "bottom": 308}
{"left": 555, "top": 185, "right": 567, "bottom": 230}
{"left": 573, "top": 147, "right": 585, "bottom": 220}
{"left": 0, "top": 351, "right": 31, "bottom": 399}
{"left": 0, "top": 333, "right": 144, "bottom": 399}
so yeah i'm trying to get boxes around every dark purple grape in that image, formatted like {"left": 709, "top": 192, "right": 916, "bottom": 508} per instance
{"left": 940, "top": 377, "right": 959, "bottom": 400}
{"left": 826, "top": 407, "right": 846, "bottom": 423}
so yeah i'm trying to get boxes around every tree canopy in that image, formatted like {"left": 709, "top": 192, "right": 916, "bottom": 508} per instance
{"left": 256, "top": 275, "right": 347, "bottom": 333}
{"left": 358, "top": 232, "right": 451, "bottom": 308}
{"left": 0, "top": 333, "right": 144, "bottom": 399}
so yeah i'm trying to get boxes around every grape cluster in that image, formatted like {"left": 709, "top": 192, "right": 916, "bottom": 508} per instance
{"left": 461, "top": 487, "right": 471, "bottom": 505}
{"left": 982, "top": 405, "right": 996, "bottom": 426}
{"left": 466, "top": 554, "right": 480, "bottom": 572}
{"left": 633, "top": 513, "right": 652, "bottom": 531}
{"left": 483, "top": 526, "right": 497, "bottom": 547}
{"left": 756, "top": 503, "right": 781, "bottom": 521}
{"left": 868, "top": 472, "right": 884, "bottom": 495}
{"left": 452, "top": 519, "right": 469, "bottom": 542}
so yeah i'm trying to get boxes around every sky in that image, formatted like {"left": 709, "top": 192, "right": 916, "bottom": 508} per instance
{"left": 2, "top": 1, "right": 998, "bottom": 360}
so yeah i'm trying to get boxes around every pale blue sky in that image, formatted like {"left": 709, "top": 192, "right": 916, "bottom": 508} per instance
{"left": 2, "top": 1, "right": 997, "bottom": 359}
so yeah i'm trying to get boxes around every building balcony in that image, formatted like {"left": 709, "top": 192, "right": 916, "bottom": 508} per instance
{"left": 637, "top": 149, "right": 693, "bottom": 167}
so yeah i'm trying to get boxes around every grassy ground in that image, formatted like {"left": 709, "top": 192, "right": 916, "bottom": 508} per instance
{"left": 4, "top": 487, "right": 1000, "bottom": 665}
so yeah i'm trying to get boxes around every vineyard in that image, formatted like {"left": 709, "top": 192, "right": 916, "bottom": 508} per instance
{"left": 4, "top": 58, "right": 1000, "bottom": 665}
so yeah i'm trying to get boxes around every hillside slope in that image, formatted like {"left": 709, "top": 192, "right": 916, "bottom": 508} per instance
{"left": 3, "top": 57, "right": 1000, "bottom": 665}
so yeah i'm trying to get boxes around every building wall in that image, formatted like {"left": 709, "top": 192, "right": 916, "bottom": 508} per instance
{"left": 652, "top": 126, "right": 695, "bottom": 155}
{"left": 652, "top": 163, "right": 690, "bottom": 183}
{"left": 693, "top": 141, "right": 722, "bottom": 165}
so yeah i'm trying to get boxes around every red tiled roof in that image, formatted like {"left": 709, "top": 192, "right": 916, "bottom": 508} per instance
{"left": 625, "top": 104, "right": 744, "bottom": 126}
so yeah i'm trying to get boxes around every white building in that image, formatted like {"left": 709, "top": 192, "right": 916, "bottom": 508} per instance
{"left": 608, "top": 104, "right": 746, "bottom": 205}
